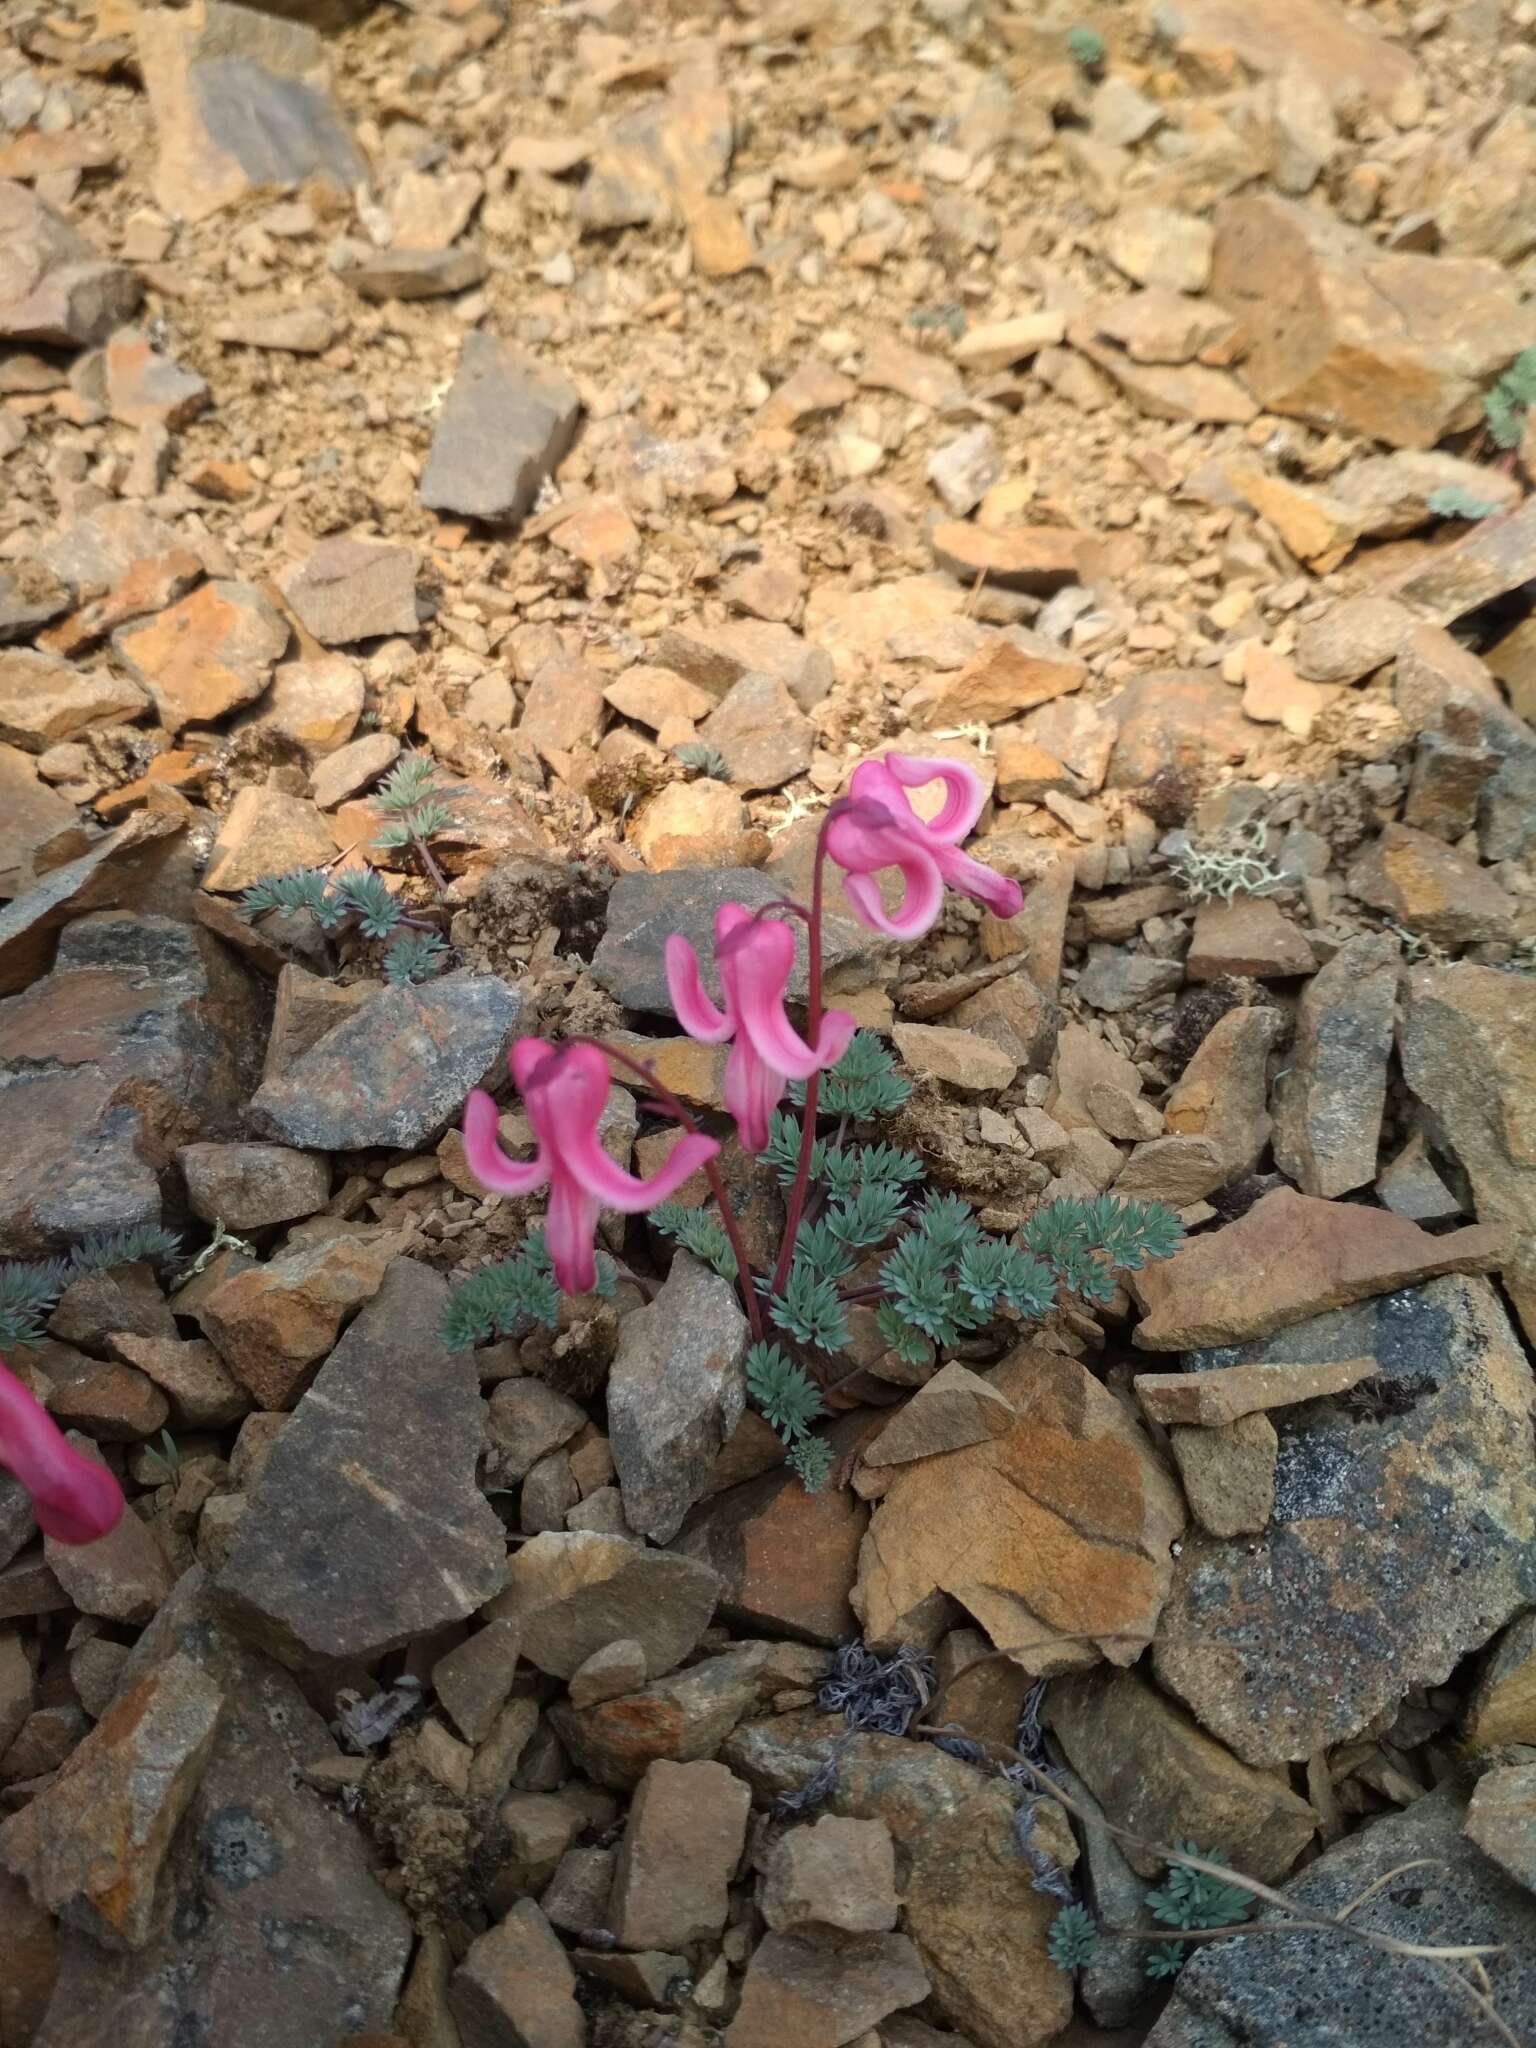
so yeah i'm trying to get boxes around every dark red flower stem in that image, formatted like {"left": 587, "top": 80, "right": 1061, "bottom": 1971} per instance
{"left": 772, "top": 812, "right": 836, "bottom": 1299}
{"left": 578, "top": 1036, "right": 765, "bottom": 1342}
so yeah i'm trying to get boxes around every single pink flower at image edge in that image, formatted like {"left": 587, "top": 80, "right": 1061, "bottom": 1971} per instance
{"left": 664, "top": 904, "right": 856, "bottom": 1152}
{"left": 0, "top": 1359, "right": 123, "bottom": 1545}
{"left": 825, "top": 751, "right": 1023, "bottom": 939}
{"left": 462, "top": 1038, "right": 720, "bottom": 1293}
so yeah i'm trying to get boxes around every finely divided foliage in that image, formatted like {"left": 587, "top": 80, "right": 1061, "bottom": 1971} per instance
{"left": 0, "top": 1225, "right": 183, "bottom": 1352}
{"left": 440, "top": 754, "right": 1184, "bottom": 1494}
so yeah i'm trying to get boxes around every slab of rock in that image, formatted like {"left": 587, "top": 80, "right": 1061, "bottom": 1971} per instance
{"left": 485, "top": 1379, "right": 587, "bottom": 1486}
{"left": 420, "top": 332, "right": 581, "bottom": 525}
{"left": 179, "top": 1141, "right": 330, "bottom": 1230}
{"left": 1350, "top": 822, "right": 1515, "bottom": 946}
{"left": 0, "top": 910, "right": 259, "bottom": 1254}
{"left": 1210, "top": 194, "right": 1535, "bottom": 449}
{"left": 45, "top": 1435, "right": 175, "bottom": 1624}
{"left": 652, "top": 618, "right": 834, "bottom": 710}
{"left": 1400, "top": 963, "right": 1536, "bottom": 1344}
{"left": 1185, "top": 897, "right": 1315, "bottom": 981}
{"left": 1133, "top": 1187, "right": 1504, "bottom": 1351}
{"left": 0, "top": 743, "right": 80, "bottom": 898}
{"left": 567, "top": 1638, "right": 647, "bottom": 1710}
{"left": 892, "top": 1021, "right": 1019, "bottom": 1090}
{"left": 0, "top": 650, "right": 146, "bottom": 751}
{"left": 610, "top": 1757, "right": 751, "bottom": 1949}
{"left": 930, "top": 521, "right": 1095, "bottom": 594}
{"left": 450, "top": 1899, "right": 583, "bottom": 2048}
{"left": 0, "top": 1652, "right": 223, "bottom": 1949}
{"left": 728, "top": 1928, "right": 930, "bottom": 2048}
{"left": 1272, "top": 934, "right": 1398, "bottom": 1198}
{"left": 1145, "top": 1786, "right": 1536, "bottom": 2048}
{"left": 1047, "top": 1668, "right": 1317, "bottom": 1882}
{"left": 113, "top": 580, "right": 288, "bottom": 737}
{"left": 1332, "top": 450, "right": 1522, "bottom": 538}
{"left": 552, "top": 1642, "right": 765, "bottom": 1788}
{"left": 854, "top": 1345, "right": 1184, "bottom": 1669}
{"left": 216, "top": 1260, "right": 505, "bottom": 1664}
{"left": 250, "top": 970, "right": 519, "bottom": 1150}
{"left": 308, "top": 730, "right": 399, "bottom": 809}
{"left": 593, "top": 866, "right": 888, "bottom": 1017}
{"left": 1165, "top": 0, "right": 1421, "bottom": 113}
{"left": 1135, "top": 1355, "right": 1377, "bottom": 1426}
{"left": 723, "top": 1713, "right": 1076, "bottom": 2048}
{"left": 761, "top": 1814, "right": 898, "bottom": 1933}
{"left": 0, "top": 180, "right": 141, "bottom": 347}
{"left": 1106, "top": 205, "right": 1214, "bottom": 293}
{"left": 697, "top": 672, "right": 813, "bottom": 791}
{"left": 1293, "top": 594, "right": 1410, "bottom": 683}
{"left": 487, "top": 1530, "right": 719, "bottom": 1681}
{"left": 30, "top": 1574, "right": 411, "bottom": 2048}
{"left": 136, "top": 1, "right": 365, "bottom": 224}
{"left": 678, "top": 1458, "right": 867, "bottom": 1648}
{"left": 1105, "top": 671, "right": 1252, "bottom": 787}
{"left": 197, "top": 1226, "right": 401, "bottom": 1407}
{"left": 0, "top": 560, "right": 72, "bottom": 644}
{"left": 202, "top": 786, "right": 335, "bottom": 894}
{"left": 1154, "top": 1273, "right": 1536, "bottom": 1765}
{"left": 1076, "top": 946, "right": 1183, "bottom": 1014}
{"left": 1170, "top": 1413, "right": 1277, "bottom": 1539}
{"left": 1465, "top": 1764, "right": 1536, "bottom": 1895}
{"left": 279, "top": 539, "right": 419, "bottom": 645}
{"left": 104, "top": 327, "right": 210, "bottom": 430}
{"left": 863, "top": 1363, "right": 1015, "bottom": 1468}
{"left": 1467, "top": 1613, "right": 1536, "bottom": 1748}
{"left": 608, "top": 1251, "right": 747, "bottom": 1544}
{"left": 1383, "top": 489, "right": 1536, "bottom": 625}
{"left": 340, "top": 243, "right": 487, "bottom": 301}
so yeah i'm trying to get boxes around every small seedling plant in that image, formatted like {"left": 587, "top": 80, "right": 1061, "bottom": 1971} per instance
{"left": 1048, "top": 1840, "right": 1254, "bottom": 1982}
{"left": 441, "top": 752, "right": 1184, "bottom": 1490}
{"left": 235, "top": 755, "right": 456, "bottom": 985}
{"left": 0, "top": 1223, "right": 183, "bottom": 1352}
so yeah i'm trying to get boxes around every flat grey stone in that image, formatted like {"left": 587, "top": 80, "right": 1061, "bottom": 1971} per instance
{"left": 420, "top": 331, "right": 581, "bottom": 524}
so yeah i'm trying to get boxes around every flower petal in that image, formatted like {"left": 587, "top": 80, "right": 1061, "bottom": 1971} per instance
{"left": 721, "top": 919, "right": 829, "bottom": 1083}
{"left": 813, "top": 1007, "right": 858, "bottom": 1070}
{"left": 544, "top": 1172, "right": 601, "bottom": 1295}
{"left": 839, "top": 859, "right": 944, "bottom": 940}
{"left": 934, "top": 843, "right": 1025, "bottom": 919}
{"left": 723, "top": 1037, "right": 784, "bottom": 1154}
{"left": 562, "top": 1124, "right": 722, "bottom": 1213}
{"left": 462, "top": 1089, "right": 548, "bottom": 1197}
{"left": 883, "top": 752, "right": 985, "bottom": 843}
{"left": 664, "top": 934, "right": 733, "bottom": 1043}
{"left": 0, "top": 1362, "right": 123, "bottom": 1545}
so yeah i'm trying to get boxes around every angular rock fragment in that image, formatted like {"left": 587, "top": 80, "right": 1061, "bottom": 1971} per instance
{"left": 0, "top": 180, "right": 140, "bottom": 347}
{"left": 1145, "top": 1787, "right": 1536, "bottom": 2047}
{"left": 1133, "top": 1188, "right": 1504, "bottom": 1350}
{"left": 1272, "top": 934, "right": 1398, "bottom": 1198}
{"left": 0, "top": 1654, "right": 223, "bottom": 1950}
{"left": 728, "top": 1929, "right": 930, "bottom": 2048}
{"left": 216, "top": 1260, "right": 506, "bottom": 1664}
{"left": 551, "top": 1644, "right": 766, "bottom": 1789}
{"left": 450, "top": 1899, "right": 583, "bottom": 2048}
{"left": 678, "top": 1460, "right": 867, "bottom": 1648}
{"left": 610, "top": 1758, "right": 751, "bottom": 1949}
{"left": 197, "top": 1226, "right": 401, "bottom": 1407}
{"left": 1210, "top": 194, "right": 1535, "bottom": 448}
{"left": 250, "top": 970, "right": 519, "bottom": 1151}
{"left": 279, "top": 538, "right": 420, "bottom": 645}
{"left": 853, "top": 1345, "right": 1184, "bottom": 1670}
{"left": 113, "top": 581, "right": 289, "bottom": 737}
{"left": 1348, "top": 823, "right": 1515, "bottom": 947}
{"left": 608, "top": 1252, "right": 747, "bottom": 1544}
{"left": 420, "top": 332, "right": 581, "bottom": 525}
{"left": 487, "top": 1530, "right": 719, "bottom": 1681}
{"left": 1153, "top": 1274, "right": 1536, "bottom": 1766}
{"left": 137, "top": 1, "right": 365, "bottom": 224}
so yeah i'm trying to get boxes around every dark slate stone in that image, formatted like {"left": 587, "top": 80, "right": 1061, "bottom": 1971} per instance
{"left": 191, "top": 55, "right": 365, "bottom": 192}
{"left": 216, "top": 1259, "right": 507, "bottom": 1665}
{"left": 248, "top": 968, "right": 519, "bottom": 1150}
{"left": 419, "top": 332, "right": 581, "bottom": 523}
{"left": 1146, "top": 1786, "right": 1536, "bottom": 2048}
{"left": 591, "top": 867, "right": 888, "bottom": 1019}
{"left": 32, "top": 1569, "right": 412, "bottom": 2048}
{"left": 0, "top": 910, "right": 263, "bottom": 1256}
{"left": 1152, "top": 1274, "right": 1536, "bottom": 1767}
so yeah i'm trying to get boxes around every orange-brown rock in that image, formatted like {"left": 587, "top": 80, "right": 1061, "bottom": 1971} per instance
{"left": 678, "top": 1459, "right": 868, "bottom": 1648}
{"left": 1133, "top": 1188, "right": 1505, "bottom": 1350}
{"left": 112, "top": 580, "right": 289, "bottom": 736}
{"left": 201, "top": 786, "right": 336, "bottom": 895}
{"left": 852, "top": 1346, "right": 1184, "bottom": 1672}
{"left": 913, "top": 634, "right": 1086, "bottom": 727}
{"left": 197, "top": 1227, "right": 404, "bottom": 1407}
{"left": 862, "top": 1365, "right": 1015, "bottom": 1468}
{"left": 930, "top": 522, "right": 1097, "bottom": 594}
{"left": 1211, "top": 195, "right": 1535, "bottom": 449}
{"left": 0, "top": 1653, "right": 223, "bottom": 1950}
{"left": 1134, "top": 1356, "right": 1378, "bottom": 1427}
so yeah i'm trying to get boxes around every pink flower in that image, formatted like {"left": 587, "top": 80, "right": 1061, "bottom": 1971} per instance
{"left": 0, "top": 1360, "right": 123, "bottom": 1545}
{"left": 463, "top": 1039, "right": 720, "bottom": 1293}
{"left": 825, "top": 752, "right": 1024, "bottom": 939}
{"left": 665, "top": 905, "right": 856, "bottom": 1152}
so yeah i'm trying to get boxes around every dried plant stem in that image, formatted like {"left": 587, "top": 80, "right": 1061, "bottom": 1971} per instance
{"left": 911, "top": 1641, "right": 1518, "bottom": 2048}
